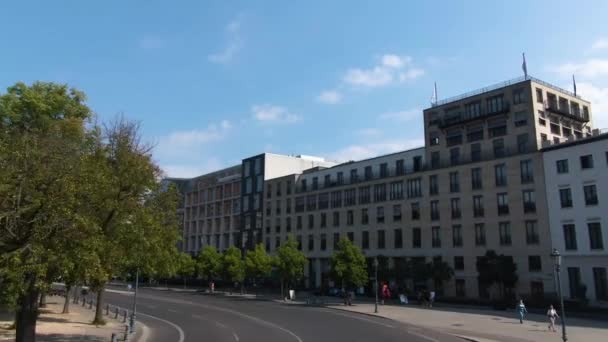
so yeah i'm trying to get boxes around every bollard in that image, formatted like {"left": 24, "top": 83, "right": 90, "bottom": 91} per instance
{"left": 123, "top": 310, "right": 128, "bottom": 323}
{"left": 82, "top": 297, "right": 86, "bottom": 307}
{"left": 106, "top": 304, "right": 110, "bottom": 315}
{"left": 111, "top": 332, "right": 118, "bottom": 342}
{"left": 89, "top": 299, "right": 93, "bottom": 309}
{"left": 115, "top": 307, "right": 119, "bottom": 319}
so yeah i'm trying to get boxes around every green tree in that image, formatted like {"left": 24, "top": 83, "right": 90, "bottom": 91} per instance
{"left": 176, "top": 253, "right": 196, "bottom": 289}
{"left": 197, "top": 246, "right": 221, "bottom": 284}
{"left": 330, "top": 238, "right": 368, "bottom": 290}
{"left": 275, "top": 236, "right": 307, "bottom": 299}
{"left": 245, "top": 243, "right": 274, "bottom": 291}
{"left": 0, "top": 82, "right": 94, "bottom": 341}
{"left": 476, "top": 251, "right": 518, "bottom": 301}
{"left": 428, "top": 259, "right": 454, "bottom": 293}
{"left": 222, "top": 247, "right": 245, "bottom": 292}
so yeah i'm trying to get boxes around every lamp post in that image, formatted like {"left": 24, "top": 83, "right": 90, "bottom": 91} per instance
{"left": 129, "top": 269, "right": 139, "bottom": 334}
{"left": 374, "top": 257, "right": 379, "bottom": 314}
{"left": 551, "top": 249, "right": 567, "bottom": 342}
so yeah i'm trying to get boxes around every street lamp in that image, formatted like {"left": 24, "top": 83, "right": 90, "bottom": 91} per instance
{"left": 130, "top": 268, "right": 139, "bottom": 334}
{"left": 373, "top": 257, "right": 379, "bottom": 314}
{"left": 551, "top": 249, "right": 567, "bottom": 342}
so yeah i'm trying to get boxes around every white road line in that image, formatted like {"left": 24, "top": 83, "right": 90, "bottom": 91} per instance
{"left": 137, "top": 311, "right": 185, "bottom": 342}
{"left": 323, "top": 310, "right": 395, "bottom": 329}
{"left": 215, "top": 321, "right": 227, "bottom": 329}
{"left": 232, "top": 332, "right": 240, "bottom": 341}
{"left": 168, "top": 308, "right": 179, "bottom": 313}
{"left": 138, "top": 322, "right": 151, "bottom": 342}
{"left": 407, "top": 329, "right": 441, "bottom": 342}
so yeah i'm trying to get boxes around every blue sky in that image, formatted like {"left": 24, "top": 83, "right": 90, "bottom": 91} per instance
{"left": 2, "top": 1, "right": 608, "bottom": 177}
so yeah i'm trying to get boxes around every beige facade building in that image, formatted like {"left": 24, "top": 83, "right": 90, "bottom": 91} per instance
{"left": 263, "top": 76, "right": 594, "bottom": 300}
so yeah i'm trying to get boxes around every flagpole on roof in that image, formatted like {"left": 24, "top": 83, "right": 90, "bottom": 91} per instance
{"left": 572, "top": 74, "right": 577, "bottom": 96}
{"left": 522, "top": 52, "right": 528, "bottom": 79}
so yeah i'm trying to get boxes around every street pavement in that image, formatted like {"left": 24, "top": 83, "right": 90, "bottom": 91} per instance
{"left": 104, "top": 287, "right": 465, "bottom": 342}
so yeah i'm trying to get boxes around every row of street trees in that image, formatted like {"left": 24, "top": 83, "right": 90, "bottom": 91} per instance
{"left": 0, "top": 82, "right": 186, "bottom": 342}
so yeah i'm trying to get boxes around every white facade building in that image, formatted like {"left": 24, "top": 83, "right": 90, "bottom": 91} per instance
{"left": 542, "top": 131, "right": 608, "bottom": 306}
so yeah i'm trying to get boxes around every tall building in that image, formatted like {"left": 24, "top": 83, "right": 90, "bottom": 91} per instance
{"left": 542, "top": 131, "right": 608, "bottom": 306}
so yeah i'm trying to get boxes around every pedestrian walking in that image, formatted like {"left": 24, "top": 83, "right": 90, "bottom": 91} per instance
{"left": 547, "top": 305, "right": 559, "bottom": 332}
{"left": 517, "top": 300, "right": 528, "bottom": 324}
{"left": 381, "top": 283, "right": 391, "bottom": 305}
{"left": 429, "top": 290, "right": 436, "bottom": 308}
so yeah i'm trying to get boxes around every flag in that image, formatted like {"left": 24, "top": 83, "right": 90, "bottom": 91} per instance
{"left": 522, "top": 53, "right": 528, "bottom": 78}
{"left": 573, "top": 74, "right": 577, "bottom": 96}
{"left": 431, "top": 82, "right": 438, "bottom": 105}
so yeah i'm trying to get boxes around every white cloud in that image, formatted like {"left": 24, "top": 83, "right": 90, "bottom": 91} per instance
{"left": 551, "top": 59, "right": 608, "bottom": 79}
{"left": 325, "top": 138, "right": 424, "bottom": 162}
{"left": 252, "top": 104, "right": 301, "bottom": 123}
{"left": 208, "top": 16, "right": 243, "bottom": 64}
{"left": 343, "top": 54, "right": 424, "bottom": 88}
{"left": 316, "top": 90, "right": 342, "bottom": 104}
{"left": 139, "top": 36, "right": 164, "bottom": 49}
{"left": 155, "top": 121, "right": 232, "bottom": 158}
{"left": 379, "top": 108, "right": 420, "bottom": 122}
{"left": 356, "top": 128, "right": 382, "bottom": 137}
{"left": 161, "top": 158, "right": 224, "bottom": 178}
{"left": 591, "top": 38, "right": 608, "bottom": 51}
{"left": 577, "top": 82, "right": 608, "bottom": 130}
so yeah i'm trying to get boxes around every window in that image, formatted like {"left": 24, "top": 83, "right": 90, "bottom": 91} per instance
{"left": 475, "top": 223, "right": 486, "bottom": 246}
{"left": 346, "top": 210, "right": 354, "bottom": 226}
{"left": 376, "top": 206, "right": 386, "bottom": 223}
{"left": 451, "top": 198, "right": 461, "bottom": 219}
{"left": 411, "top": 202, "right": 420, "bottom": 220}
{"left": 336, "top": 172, "right": 343, "bottom": 185}
{"left": 301, "top": 179, "right": 307, "bottom": 192}
{"left": 454, "top": 256, "right": 464, "bottom": 270}
{"left": 393, "top": 204, "right": 402, "bottom": 222}
{"left": 581, "top": 155, "right": 594, "bottom": 169}
{"left": 359, "top": 186, "right": 371, "bottom": 204}
{"left": 449, "top": 172, "right": 460, "bottom": 193}
{"left": 312, "top": 177, "right": 318, "bottom": 190}
{"left": 499, "top": 222, "right": 512, "bottom": 245}
{"left": 536, "top": 88, "right": 543, "bottom": 103}
{"left": 362, "top": 231, "right": 370, "bottom": 249}
{"left": 528, "top": 256, "right": 542, "bottom": 272}
{"left": 584, "top": 185, "right": 598, "bottom": 206}
{"left": 389, "top": 181, "right": 404, "bottom": 200}
{"left": 560, "top": 188, "right": 573, "bottom": 208}
{"left": 350, "top": 169, "right": 358, "bottom": 183}
{"left": 396, "top": 159, "right": 405, "bottom": 175}
{"left": 429, "top": 175, "right": 438, "bottom": 195}
{"left": 450, "top": 147, "right": 460, "bottom": 165}
{"left": 407, "top": 178, "right": 422, "bottom": 198}
{"left": 431, "top": 151, "right": 440, "bottom": 169}
{"left": 412, "top": 228, "right": 421, "bottom": 248}
{"left": 471, "top": 167, "right": 482, "bottom": 190}
{"left": 297, "top": 216, "right": 303, "bottom": 230}
{"left": 318, "top": 193, "right": 329, "bottom": 210}
{"left": 286, "top": 217, "right": 292, "bottom": 231}
{"left": 465, "top": 101, "right": 482, "bottom": 118}
{"left": 470, "top": 143, "right": 481, "bottom": 162}
{"left": 331, "top": 191, "right": 342, "bottom": 208}
{"left": 487, "top": 95, "right": 505, "bottom": 113}
{"left": 413, "top": 156, "right": 422, "bottom": 171}
{"left": 333, "top": 233, "right": 340, "bottom": 250}
{"left": 380, "top": 163, "right": 388, "bottom": 178}
{"left": 520, "top": 160, "right": 533, "bottom": 183}
{"left": 430, "top": 132, "right": 440, "bottom": 146}
{"left": 517, "top": 133, "right": 529, "bottom": 154}
{"left": 430, "top": 200, "right": 440, "bottom": 221}
{"left": 364, "top": 166, "right": 373, "bottom": 180}
{"left": 361, "top": 208, "right": 369, "bottom": 225}
{"left": 377, "top": 230, "right": 386, "bottom": 249}
{"left": 320, "top": 213, "right": 327, "bottom": 228}
{"left": 324, "top": 174, "right": 331, "bottom": 187}
{"left": 275, "top": 236, "right": 281, "bottom": 249}
{"left": 513, "top": 89, "right": 525, "bottom": 105}
{"left": 568, "top": 267, "right": 582, "bottom": 299}
{"left": 332, "top": 212, "right": 340, "bottom": 227}
{"left": 563, "top": 224, "right": 577, "bottom": 250}
{"left": 306, "top": 195, "right": 317, "bottom": 211}
{"left": 589, "top": 223, "right": 604, "bottom": 250}
{"left": 266, "top": 184, "right": 272, "bottom": 198}
{"left": 308, "top": 235, "right": 314, "bottom": 251}
{"left": 347, "top": 232, "right": 354, "bottom": 242}
{"left": 495, "top": 164, "right": 507, "bottom": 186}
{"left": 526, "top": 221, "right": 539, "bottom": 245}
{"left": 456, "top": 279, "right": 466, "bottom": 297}
{"left": 344, "top": 189, "right": 356, "bottom": 206}
{"left": 593, "top": 268, "right": 608, "bottom": 300}
{"left": 473, "top": 195, "right": 484, "bottom": 217}
{"left": 523, "top": 190, "right": 536, "bottom": 213}
{"left": 320, "top": 234, "right": 327, "bottom": 251}
{"left": 493, "top": 139, "right": 505, "bottom": 158}
{"left": 541, "top": 133, "right": 548, "bottom": 141}
{"left": 452, "top": 225, "right": 463, "bottom": 247}
{"left": 446, "top": 129, "right": 463, "bottom": 147}
{"left": 539, "top": 118, "right": 546, "bottom": 126}
{"left": 531, "top": 281, "right": 544, "bottom": 297}
{"left": 514, "top": 111, "right": 527, "bottom": 126}
{"left": 488, "top": 118, "right": 507, "bottom": 137}
{"left": 606, "top": 151, "right": 608, "bottom": 166}
{"left": 297, "top": 235, "right": 302, "bottom": 250}
{"left": 556, "top": 159, "right": 569, "bottom": 174}
{"left": 497, "top": 193, "right": 509, "bottom": 215}
{"left": 432, "top": 226, "right": 441, "bottom": 248}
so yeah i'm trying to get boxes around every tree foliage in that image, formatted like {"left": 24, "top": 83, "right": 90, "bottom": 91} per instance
{"left": 330, "top": 238, "right": 368, "bottom": 288}
{"left": 274, "top": 236, "right": 307, "bottom": 288}
{"left": 197, "top": 246, "right": 221, "bottom": 281}
{"left": 245, "top": 243, "right": 274, "bottom": 282}
{"left": 222, "top": 247, "right": 245, "bottom": 284}
{"left": 476, "top": 250, "right": 518, "bottom": 300}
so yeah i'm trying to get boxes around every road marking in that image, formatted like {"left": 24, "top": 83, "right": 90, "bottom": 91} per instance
{"left": 106, "top": 289, "right": 133, "bottom": 295}
{"left": 232, "top": 332, "right": 240, "bottom": 341}
{"left": 168, "top": 309, "right": 179, "bottom": 313}
{"left": 137, "top": 311, "right": 185, "bottom": 342}
{"left": 323, "top": 310, "right": 395, "bottom": 329}
{"left": 215, "top": 321, "right": 227, "bottom": 329}
{"left": 193, "top": 313, "right": 239, "bottom": 342}
{"left": 407, "top": 329, "right": 441, "bottom": 342}
{"left": 139, "top": 322, "right": 151, "bottom": 342}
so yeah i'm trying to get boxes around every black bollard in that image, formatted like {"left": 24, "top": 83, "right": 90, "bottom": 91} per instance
{"left": 106, "top": 304, "right": 110, "bottom": 315}
{"left": 115, "top": 307, "right": 119, "bottom": 319}
{"left": 123, "top": 310, "right": 128, "bottom": 323}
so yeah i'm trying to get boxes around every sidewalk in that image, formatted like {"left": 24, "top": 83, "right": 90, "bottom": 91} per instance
{"left": 0, "top": 296, "right": 140, "bottom": 341}
{"left": 327, "top": 302, "right": 608, "bottom": 342}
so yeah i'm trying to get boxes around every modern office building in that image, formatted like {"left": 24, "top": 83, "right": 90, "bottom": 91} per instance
{"left": 263, "top": 76, "right": 595, "bottom": 300}
{"left": 542, "top": 131, "right": 608, "bottom": 306}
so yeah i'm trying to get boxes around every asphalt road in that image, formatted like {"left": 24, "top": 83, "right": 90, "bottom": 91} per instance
{"left": 104, "top": 288, "right": 465, "bottom": 342}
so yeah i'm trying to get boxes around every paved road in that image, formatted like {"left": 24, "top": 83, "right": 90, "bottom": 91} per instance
{"left": 104, "top": 288, "right": 465, "bottom": 342}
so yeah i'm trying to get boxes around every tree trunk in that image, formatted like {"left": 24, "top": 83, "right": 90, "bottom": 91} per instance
{"left": 62, "top": 286, "right": 71, "bottom": 314}
{"left": 92, "top": 287, "right": 106, "bottom": 325}
{"left": 183, "top": 276, "right": 187, "bottom": 289}
{"left": 280, "top": 279, "right": 284, "bottom": 301}
{"left": 39, "top": 293, "right": 47, "bottom": 308}
{"left": 15, "top": 274, "right": 39, "bottom": 342}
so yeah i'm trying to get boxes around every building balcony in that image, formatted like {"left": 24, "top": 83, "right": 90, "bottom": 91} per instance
{"left": 437, "top": 104, "right": 511, "bottom": 129}
{"left": 545, "top": 104, "right": 590, "bottom": 122}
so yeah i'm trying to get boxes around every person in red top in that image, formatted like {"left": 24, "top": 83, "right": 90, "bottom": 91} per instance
{"left": 381, "top": 283, "right": 391, "bottom": 305}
